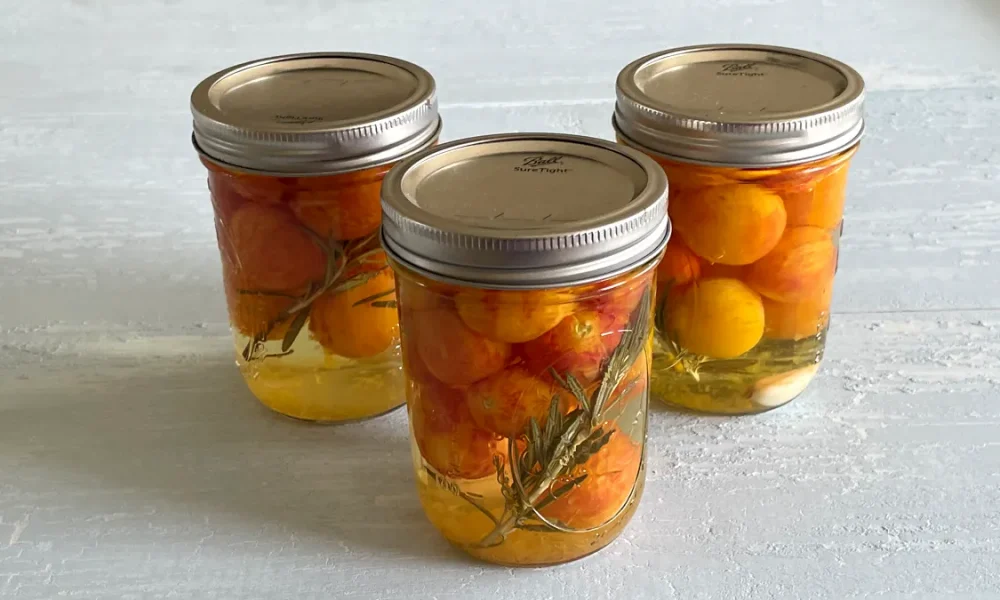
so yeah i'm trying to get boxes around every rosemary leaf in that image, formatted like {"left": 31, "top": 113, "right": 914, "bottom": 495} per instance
{"left": 351, "top": 288, "right": 396, "bottom": 307}
{"left": 324, "top": 246, "right": 347, "bottom": 285}
{"left": 241, "top": 330, "right": 272, "bottom": 362}
{"left": 570, "top": 428, "right": 614, "bottom": 471}
{"left": 241, "top": 337, "right": 257, "bottom": 362}
{"left": 370, "top": 300, "right": 397, "bottom": 308}
{"left": 544, "top": 411, "right": 585, "bottom": 479}
{"left": 578, "top": 426, "right": 611, "bottom": 452}
{"left": 548, "top": 368, "right": 569, "bottom": 389}
{"left": 529, "top": 418, "right": 543, "bottom": 457}
{"left": 547, "top": 395, "right": 561, "bottom": 432}
{"left": 542, "top": 396, "right": 561, "bottom": 452}
{"left": 532, "top": 474, "right": 589, "bottom": 511}
{"left": 563, "top": 373, "right": 591, "bottom": 415}
{"left": 561, "top": 408, "right": 585, "bottom": 433}
{"left": 346, "top": 231, "right": 380, "bottom": 256}
{"left": 281, "top": 310, "right": 310, "bottom": 352}
{"left": 344, "top": 248, "right": 387, "bottom": 271}
{"left": 329, "top": 268, "right": 386, "bottom": 295}
{"left": 297, "top": 223, "right": 331, "bottom": 255}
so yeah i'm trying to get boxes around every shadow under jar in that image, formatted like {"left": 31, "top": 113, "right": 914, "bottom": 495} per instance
{"left": 613, "top": 44, "right": 866, "bottom": 415}
{"left": 190, "top": 53, "right": 440, "bottom": 422}
{"left": 380, "top": 134, "right": 670, "bottom": 566}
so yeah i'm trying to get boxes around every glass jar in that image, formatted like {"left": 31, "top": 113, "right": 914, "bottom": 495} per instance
{"left": 613, "top": 44, "right": 866, "bottom": 415}
{"left": 380, "top": 133, "right": 670, "bottom": 566}
{"left": 190, "top": 53, "right": 440, "bottom": 422}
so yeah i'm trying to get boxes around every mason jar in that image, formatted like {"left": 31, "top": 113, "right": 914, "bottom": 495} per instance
{"left": 190, "top": 53, "right": 440, "bottom": 422}
{"left": 381, "top": 133, "right": 670, "bottom": 566}
{"left": 613, "top": 44, "right": 865, "bottom": 415}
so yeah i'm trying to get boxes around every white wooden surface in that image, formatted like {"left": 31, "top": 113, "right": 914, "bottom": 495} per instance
{"left": 2, "top": 1, "right": 999, "bottom": 598}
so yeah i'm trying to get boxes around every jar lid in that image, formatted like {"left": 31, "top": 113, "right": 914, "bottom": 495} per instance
{"left": 190, "top": 52, "right": 440, "bottom": 174}
{"left": 380, "top": 133, "right": 670, "bottom": 289}
{"left": 614, "top": 44, "right": 865, "bottom": 167}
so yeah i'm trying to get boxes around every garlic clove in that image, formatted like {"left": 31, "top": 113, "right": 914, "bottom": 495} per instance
{"left": 750, "top": 364, "right": 819, "bottom": 408}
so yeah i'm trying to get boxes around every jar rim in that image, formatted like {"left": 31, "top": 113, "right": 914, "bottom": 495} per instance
{"left": 612, "top": 119, "right": 863, "bottom": 169}
{"left": 191, "top": 121, "right": 441, "bottom": 178}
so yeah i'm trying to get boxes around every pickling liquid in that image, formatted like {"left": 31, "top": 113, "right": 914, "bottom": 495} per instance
{"left": 415, "top": 459, "right": 645, "bottom": 566}
{"left": 395, "top": 262, "right": 655, "bottom": 566}
{"left": 408, "top": 368, "right": 649, "bottom": 566}
{"left": 651, "top": 331, "right": 826, "bottom": 415}
{"left": 235, "top": 333, "right": 405, "bottom": 423}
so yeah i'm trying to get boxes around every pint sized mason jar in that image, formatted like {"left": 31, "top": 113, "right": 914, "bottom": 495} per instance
{"left": 380, "top": 133, "right": 670, "bottom": 566}
{"left": 613, "top": 44, "right": 865, "bottom": 415}
{"left": 190, "top": 53, "right": 440, "bottom": 422}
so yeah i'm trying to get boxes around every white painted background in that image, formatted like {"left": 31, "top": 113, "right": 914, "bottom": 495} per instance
{"left": 2, "top": 1, "right": 999, "bottom": 598}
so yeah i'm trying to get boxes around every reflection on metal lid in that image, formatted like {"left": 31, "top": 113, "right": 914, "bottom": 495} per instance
{"left": 614, "top": 44, "right": 866, "bottom": 167}
{"left": 191, "top": 52, "right": 440, "bottom": 174}
{"left": 381, "top": 133, "right": 671, "bottom": 289}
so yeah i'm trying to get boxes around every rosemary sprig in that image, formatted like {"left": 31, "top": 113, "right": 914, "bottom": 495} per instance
{"left": 239, "top": 229, "right": 388, "bottom": 362}
{"left": 472, "top": 287, "right": 651, "bottom": 548}
{"left": 425, "top": 467, "right": 499, "bottom": 527}
{"left": 659, "top": 333, "right": 712, "bottom": 382}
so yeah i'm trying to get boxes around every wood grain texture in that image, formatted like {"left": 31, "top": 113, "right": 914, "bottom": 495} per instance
{"left": 1, "top": 0, "right": 999, "bottom": 598}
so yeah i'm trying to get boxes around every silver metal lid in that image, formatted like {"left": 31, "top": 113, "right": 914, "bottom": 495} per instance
{"left": 191, "top": 52, "right": 440, "bottom": 174}
{"left": 381, "top": 133, "right": 671, "bottom": 289}
{"left": 614, "top": 44, "right": 865, "bottom": 167}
